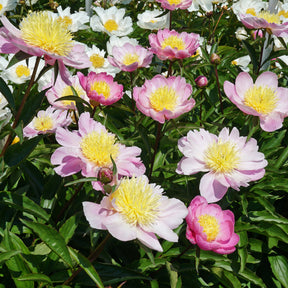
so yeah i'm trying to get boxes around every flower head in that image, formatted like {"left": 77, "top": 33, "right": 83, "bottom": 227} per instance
{"left": 108, "top": 43, "right": 153, "bottom": 72}
{"left": 133, "top": 75, "right": 195, "bottom": 123}
{"left": 176, "top": 127, "right": 267, "bottom": 203}
{"left": 137, "top": 9, "right": 169, "bottom": 30}
{"left": 224, "top": 71, "right": 288, "bottom": 132}
{"left": 186, "top": 196, "right": 239, "bottom": 254}
{"left": 149, "top": 29, "right": 200, "bottom": 60}
{"left": 155, "top": 0, "right": 192, "bottom": 11}
{"left": 83, "top": 175, "right": 188, "bottom": 252}
{"left": 77, "top": 71, "right": 124, "bottom": 106}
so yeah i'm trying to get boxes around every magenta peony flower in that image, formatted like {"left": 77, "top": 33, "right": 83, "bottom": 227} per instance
{"left": 0, "top": 11, "right": 90, "bottom": 84}
{"left": 108, "top": 43, "right": 153, "bottom": 72}
{"left": 155, "top": 0, "right": 192, "bottom": 11}
{"left": 51, "top": 112, "right": 145, "bottom": 191}
{"left": 224, "top": 71, "right": 288, "bottom": 132}
{"left": 83, "top": 175, "right": 188, "bottom": 252}
{"left": 176, "top": 127, "right": 267, "bottom": 203}
{"left": 77, "top": 71, "right": 123, "bottom": 106}
{"left": 149, "top": 29, "right": 199, "bottom": 60}
{"left": 133, "top": 74, "right": 195, "bottom": 123}
{"left": 186, "top": 196, "right": 239, "bottom": 254}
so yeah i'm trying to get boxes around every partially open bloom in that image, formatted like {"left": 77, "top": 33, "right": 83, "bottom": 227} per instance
{"left": 90, "top": 6, "right": 133, "bottom": 36}
{"left": 83, "top": 175, "right": 188, "bottom": 252}
{"left": 23, "top": 106, "right": 72, "bottom": 139}
{"left": 77, "top": 71, "right": 124, "bottom": 106}
{"left": 108, "top": 43, "right": 153, "bottom": 72}
{"left": 186, "top": 196, "right": 239, "bottom": 254}
{"left": 0, "top": 11, "right": 90, "bottom": 84}
{"left": 155, "top": 0, "right": 192, "bottom": 11}
{"left": 224, "top": 71, "right": 288, "bottom": 132}
{"left": 137, "top": 9, "right": 169, "bottom": 30}
{"left": 133, "top": 75, "right": 195, "bottom": 123}
{"left": 51, "top": 112, "right": 145, "bottom": 190}
{"left": 149, "top": 29, "right": 200, "bottom": 60}
{"left": 176, "top": 127, "right": 267, "bottom": 203}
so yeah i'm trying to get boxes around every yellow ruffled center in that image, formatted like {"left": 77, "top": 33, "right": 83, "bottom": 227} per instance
{"left": 244, "top": 85, "right": 277, "bottom": 115}
{"left": 0, "top": 4, "right": 3, "bottom": 11}
{"left": 15, "top": 65, "right": 30, "bottom": 77}
{"left": 161, "top": 35, "right": 185, "bottom": 50}
{"left": 90, "top": 81, "right": 111, "bottom": 99}
{"left": 20, "top": 11, "right": 73, "bottom": 56}
{"left": 167, "top": 0, "right": 182, "bottom": 5}
{"left": 104, "top": 19, "right": 118, "bottom": 32}
{"left": 257, "top": 11, "right": 281, "bottom": 23}
{"left": 80, "top": 131, "right": 119, "bottom": 166}
{"left": 205, "top": 140, "right": 240, "bottom": 173}
{"left": 60, "top": 85, "right": 84, "bottom": 106}
{"left": 246, "top": 8, "right": 256, "bottom": 16}
{"left": 123, "top": 53, "right": 139, "bottom": 66}
{"left": 150, "top": 86, "right": 178, "bottom": 112}
{"left": 198, "top": 214, "right": 219, "bottom": 242}
{"left": 90, "top": 54, "right": 105, "bottom": 68}
{"left": 57, "top": 16, "right": 73, "bottom": 28}
{"left": 33, "top": 115, "right": 54, "bottom": 131}
{"left": 278, "top": 10, "right": 288, "bottom": 18}
{"left": 111, "top": 177, "right": 161, "bottom": 226}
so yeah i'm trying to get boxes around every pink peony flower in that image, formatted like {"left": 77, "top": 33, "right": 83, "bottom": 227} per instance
{"left": 77, "top": 71, "right": 123, "bottom": 106}
{"left": 83, "top": 175, "right": 188, "bottom": 252}
{"left": 23, "top": 106, "right": 72, "bottom": 139}
{"left": 186, "top": 196, "right": 239, "bottom": 254}
{"left": 108, "top": 43, "right": 153, "bottom": 72}
{"left": 0, "top": 11, "right": 90, "bottom": 84}
{"left": 224, "top": 71, "right": 288, "bottom": 132}
{"left": 176, "top": 127, "right": 267, "bottom": 203}
{"left": 155, "top": 0, "right": 192, "bottom": 11}
{"left": 149, "top": 29, "right": 199, "bottom": 60}
{"left": 51, "top": 112, "right": 145, "bottom": 191}
{"left": 133, "top": 74, "right": 195, "bottom": 123}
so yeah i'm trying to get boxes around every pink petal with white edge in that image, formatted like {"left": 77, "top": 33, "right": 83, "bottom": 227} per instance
{"left": 55, "top": 127, "right": 81, "bottom": 147}
{"left": 260, "top": 112, "right": 284, "bottom": 132}
{"left": 176, "top": 157, "right": 207, "bottom": 175}
{"left": 235, "top": 72, "right": 253, "bottom": 98}
{"left": 148, "top": 221, "right": 178, "bottom": 242}
{"left": 83, "top": 202, "right": 110, "bottom": 230}
{"left": 276, "top": 87, "right": 288, "bottom": 114}
{"left": 136, "top": 228, "right": 163, "bottom": 252}
{"left": 255, "top": 71, "right": 278, "bottom": 89}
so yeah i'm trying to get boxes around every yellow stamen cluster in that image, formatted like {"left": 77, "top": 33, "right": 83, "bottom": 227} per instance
{"left": 257, "top": 11, "right": 281, "bottom": 23}
{"left": 33, "top": 115, "right": 54, "bottom": 131}
{"left": 57, "top": 16, "right": 73, "bottom": 28}
{"left": 123, "top": 53, "right": 139, "bottom": 66}
{"left": 90, "top": 81, "right": 111, "bottom": 99}
{"left": 167, "top": 0, "right": 182, "bottom": 4}
{"left": 161, "top": 35, "right": 185, "bottom": 50}
{"left": 104, "top": 19, "right": 118, "bottom": 32}
{"left": 90, "top": 54, "right": 105, "bottom": 68}
{"left": 15, "top": 65, "right": 30, "bottom": 78}
{"left": 60, "top": 85, "right": 83, "bottom": 106}
{"left": 149, "top": 86, "right": 178, "bottom": 112}
{"left": 278, "top": 10, "right": 288, "bottom": 18}
{"left": 198, "top": 214, "right": 219, "bottom": 242}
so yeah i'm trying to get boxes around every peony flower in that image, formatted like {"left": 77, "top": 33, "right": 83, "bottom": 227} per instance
{"left": 176, "top": 127, "right": 267, "bottom": 203}
{"left": 83, "top": 175, "right": 188, "bottom": 252}
{"left": 106, "top": 35, "right": 139, "bottom": 55}
{"left": 232, "top": 0, "right": 267, "bottom": 20}
{"left": 224, "top": 71, "right": 288, "bottom": 132}
{"left": 108, "top": 43, "right": 154, "bottom": 72}
{"left": 0, "top": 11, "right": 90, "bottom": 85}
{"left": 77, "top": 71, "right": 123, "bottom": 106}
{"left": 186, "top": 196, "right": 239, "bottom": 254}
{"left": 51, "top": 112, "right": 145, "bottom": 190}
{"left": 137, "top": 9, "right": 169, "bottom": 30}
{"left": 149, "top": 29, "right": 200, "bottom": 60}
{"left": 23, "top": 106, "right": 72, "bottom": 139}
{"left": 155, "top": 0, "right": 192, "bottom": 11}
{"left": 90, "top": 6, "right": 133, "bottom": 37}
{"left": 133, "top": 74, "right": 195, "bottom": 123}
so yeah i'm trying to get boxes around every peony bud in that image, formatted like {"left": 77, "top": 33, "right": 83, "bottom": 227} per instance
{"left": 210, "top": 53, "right": 221, "bottom": 65}
{"left": 195, "top": 76, "right": 208, "bottom": 88}
{"left": 97, "top": 167, "right": 114, "bottom": 184}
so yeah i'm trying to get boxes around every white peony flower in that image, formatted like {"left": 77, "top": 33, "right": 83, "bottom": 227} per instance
{"left": 137, "top": 9, "right": 169, "bottom": 30}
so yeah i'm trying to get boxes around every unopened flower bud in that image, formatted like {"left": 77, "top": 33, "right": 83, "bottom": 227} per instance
{"left": 210, "top": 53, "right": 221, "bottom": 65}
{"left": 252, "top": 29, "right": 263, "bottom": 40}
{"left": 195, "top": 76, "right": 208, "bottom": 88}
{"left": 98, "top": 167, "right": 114, "bottom": 184}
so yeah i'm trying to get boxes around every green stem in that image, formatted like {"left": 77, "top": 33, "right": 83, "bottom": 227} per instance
{"left": 214, "top": 65, "right": 223, "bottom": 114}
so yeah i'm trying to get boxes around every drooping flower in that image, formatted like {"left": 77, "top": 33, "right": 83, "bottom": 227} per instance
{"left": 51, "top": 112, "right": 145, "bottom": 190}
{"left": 186, "top": 196, "right": 239, "bottom": 254}
{"left": 77, "top": 71, "right": 124, "bottom": 106}
{"left": 23, "top": 106, "right": 72, "bottom": 139}
{"left": 133, "top": 75, "right": 195, "bottom": 123}
{"left": 90, "top": 6, "right": 133, "bottom": 37}
{"left": 176, "top": 127, "right": 267, "bottom": 203}
{"left": 155, "top": 0, "right": 192, "bottom": 11}
{"left": 149, "top": 29, "right": 200, "bottom": 60}
{"left": 108, "top": 43, "right": 153, "bottom": 72}
{"left": 0, "top": 11, "right": 90, "bottom": 84}
{"left": 224, "top": 71, "right": 288, "bottom": 132}
{"left": 137, "top": 9, "right": 169, "bottom": 30}
{"left": 83, "top": 175, "right": 188, "bottom": 252}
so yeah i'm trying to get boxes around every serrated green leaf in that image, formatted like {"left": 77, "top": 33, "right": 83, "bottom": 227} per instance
{"left": 17, "top": 273, "right": 52, "bottom": 284}
{"left": 269, "top": 255, "right": 288, "bottom": 288}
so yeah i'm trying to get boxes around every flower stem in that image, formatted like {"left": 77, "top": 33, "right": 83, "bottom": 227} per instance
{"left": 214, "top": 65, "right": 223, "bottom": 114}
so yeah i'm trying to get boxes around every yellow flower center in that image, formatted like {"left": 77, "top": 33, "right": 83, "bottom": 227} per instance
{"left": 246, "top": 8, "right": 256, "bottom": 16}
{"left": 11, "top": 136, "right": 20, "bottom": 145}
{"left": 123, "top": 53, "right": 139, "bottom": 66}
{"left": 198, "top": 214, "right": 219, "bottom": 242}
{"left": 257, "top": 11, "right": 281, "bottom": 23}
{"left": 149, "top": 86, "right": 178, "bottom": 112}
{"left": 80, "top": 131, "right": 119, "bottom": 166}
{"left": 150, "top": 19, "right": 157, "bottom": 23}
{"left": 90, "top": 81, "right": 111, "bottom": 99}
{"left": 0, "top": 4, "right": 3, "bottom": 11}
{"left": 60, "top": 85, "right": 84, "bottom": 106}
{"left": 205, "top": 140, "right": 240, "bottom": 174}
{"left": 57, "top": 16, "right": 73, "bottom": 28}
{"left": 167, "top": 0, "right": 182, "bottom": 4}
{"left": 104, "top": 19, "right": 118, "bottom": 32}
{"left": 90, "top": 54, "right": 105, "bottom": 68}
{"left": 15, "top": 65, "right": 30, "bottom": 77}
{"left": 20, "top": 11, "right": 73, "bottom": 56}
{"left": 33, "top": 115, "right": 54, "bottom": 131}
{"left": 111, "top": 177, "right": 161, "bottom": 226}
{"left": 278, "top": 10, "right": 288, "bottom": 18}
{"left": 231, "top": 60, "right": 238, "bottom": 65}
{"left": 161, "top": 35, "right": 185, "bottom": 50}
{"left": 244, "top": 85, "right": 277, "bottom": 115}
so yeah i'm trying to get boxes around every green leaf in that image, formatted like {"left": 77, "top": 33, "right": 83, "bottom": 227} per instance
{"left": 69, "top": 247, "right": 104, "bottom": 288}
{"left": 59, "top": 214, "right": 79, "bottom": 244}
{"left": 238, "top": 268, "right": 267, "bottom": 287}
{"left": 242, "top": 40, "right": 258, "bottom": 74}
{"left": 20, "top": 219, "right": 73, "bottom": 268}
{"left": 0, "top": 250, "right": 21, "bottom": 264}
{"left": 17, "top": 273, "right": 52, "bottom": 284}
{"left": 166, "top": 262, "right": 178, "bottom": 288}
{"left": 211, "top": 267, "right": 242, "bottom": 288}
{"left": 0, "top": 77, "right": 15, "bottom": 111}
{"left": 6, "top": 51, "right": 32, "bottom": 69}
{"left": 269, "top": 255, "right": 288, "bottom": 288}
